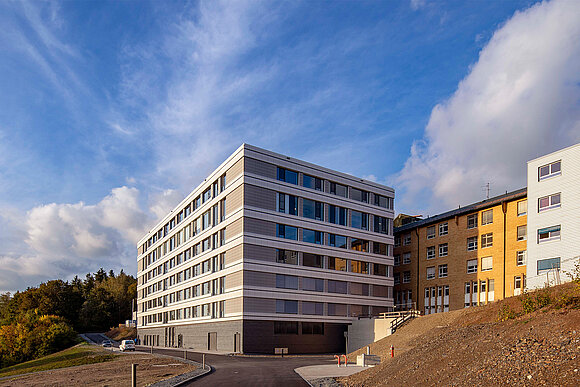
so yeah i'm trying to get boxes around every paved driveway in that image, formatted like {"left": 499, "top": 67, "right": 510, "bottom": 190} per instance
{"left": 137, "top": 346, "right": 336, "bottom": 386}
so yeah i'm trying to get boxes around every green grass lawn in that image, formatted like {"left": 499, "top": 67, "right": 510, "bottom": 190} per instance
{"left": 0, "top": 342, "right": 118, "bottom": 378}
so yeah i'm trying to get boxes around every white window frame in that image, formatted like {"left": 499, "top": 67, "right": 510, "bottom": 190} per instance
{"left": 403, "top": 271, "right": 411, "bottom": 283}
{"left": 426, "top": 226, "right": 436, "bottom": 239}
{"left": 481, "top": 210, "right": 493, "bottom": 225}
{"left": 438, "top": 243, "right": 448, "bottom": 257}
{"left": 481, "top": 233, "right": 493, "bottom": 248}
{"left": 438, "top": 264, "right": 448, "bottom": 278}
{"left": 517, "top": 200, "right": 527, "bottom": 216}
{"left": 517, "top": 225, "right": 527, "bottom": 241}
{"left": 516, "top": 250, "right": 526, "bottom": 266}
{"left": 467, "top": 259, "right": 478, "bottom": 274}
{"left": 467, "top": 214, "right": 478, "bottom": 229}
{"left": 538, "top": 193, "right": 561, "bottom": 212}
{"left": 426, "top": 246, "right": 435, "bottom": 260}
{"left": 403, "top": 252, "right": 411, "bottom": 265}
{"left": 537, "top": 225, "right": 561, "bottom": 243}
{"left": 403, "top": 234, "right": 412, "bottom": 246}
{"left": 439, "top": 223, "right": 448, "bottom": 236}
{"left": 467, "top": 236, "right": 477, "bottom": 251}
{"left": 538, "top": 160, "right": 561, "bottom": 181}
{"left": 481, "top": 256, "right": 493, "bottom": 272}
{"left": 426, "top": 266, "right": 435, "bottom": 280}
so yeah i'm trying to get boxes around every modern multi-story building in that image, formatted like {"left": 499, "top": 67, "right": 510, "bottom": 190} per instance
{"left": 526, "top": 142, "right": 580, "bottom": 289}
{"left": 136, "top": 144, "right": 395, "bottom": 354}
{"left": 393, "top": 189, "right": 528, "bottom": 314}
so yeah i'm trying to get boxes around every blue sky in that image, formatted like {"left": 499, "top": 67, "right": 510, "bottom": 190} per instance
{"left": 1, "top": 0, "right": 579, "bottom": 292}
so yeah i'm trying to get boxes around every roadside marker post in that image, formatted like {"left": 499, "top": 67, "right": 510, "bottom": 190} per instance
{"left": 131, "top": 363, "right": 137, "bottom": 387}
{"left": 203, "top": 354, "right": 205, "bottom": 369}
{"left": 391, "top": 345, "right": 395, "bottom": 358}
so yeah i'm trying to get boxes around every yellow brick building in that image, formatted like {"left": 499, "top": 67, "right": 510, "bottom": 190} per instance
{"left": 393, "top": 189, "right": 527, "bottom": 314}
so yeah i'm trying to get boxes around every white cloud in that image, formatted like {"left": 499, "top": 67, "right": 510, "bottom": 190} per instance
{"left": 410, "top": 0, "right": 427, "bottom": 11}
{"left": 0, "top": 187, "right": 155, "bottom": 293}
{"left": 396, "top": 0, "right": 580, "bottom": 215}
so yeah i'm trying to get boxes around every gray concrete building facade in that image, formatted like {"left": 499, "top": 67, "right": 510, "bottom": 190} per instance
{"left": 136, "top": 144, "right": 395, "bottom": 354}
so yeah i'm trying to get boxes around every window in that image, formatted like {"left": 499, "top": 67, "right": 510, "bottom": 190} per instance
{"left": 537, "top": 257, "right": 560, "bottom": 274}
{"left": 403, "top": 271, "right": 411, "bottom": 283}
{"left": 328, "top": 280, "right": 347, "bottom": 294}
{"left": 467, "top": 214, "right": 478, "bottom": 229}
{"left": 467, "top": 236, "right": 478, "bottom": 251}
{"left": 329, "top": 234, "right": 347, "bottom": 248}
{"left": 274, "top": 321, "right": 298, "bottom": 334}
{"left": 514, "top": 276, "right": 522, "bottom": 290}
{"left": 516, "top": 250, "right": 526, "bottom": 266}
{"left": 517, "top": 200, "right": 527, "bottom": 216}
{"left": 302, "top": 199, "right": 323, "bottom": 220}
{"left": 394, "top": 273, "right": 400, "bottom": 285}
{"left": 351, "top": 239, "right": 369, "bottom": 252}
{"left": 426, "top": 266, "right": 435, "bottom": 280}
{"left": 394, "top": 236, "right": 401, "bottom": 247}
{"left": 374, "top": 194, "right": 389, "bottom": 208}
{"left": 373, "top": 241, "right": 387, "bottom": 255}
{"left": 329, "top": 182, "right": 347, "bottom": 197}
{"left": 426, "top": 226, "right": 436, "bottom": 239}
{"left": 403, "top": 252, "right": 411, "bottom": 264}
{"left": 481, "top": 233, "right": 493, "bottom": 248}
{"left": 373, "top": 263, "right": 387, "bottom": 276}
{"left": 538, "top": 160, "right": 561, "bottom": 181}
{"left": 538, "top": 225, "right": 561, "bottom": 242}
{"left": 538, "top": 193, "right": 561, "bottom": 212}
{"left": 220, "top": 174, "right": 226, "bottom": 192}
{"left": 439, "top": 243, "right": 448, "bottom": 257}
{"left": 302, "top": 277, "right": 324, "bottom": 292}
{"left": 373, "top": 216, "right": 388, "bottom": 234}
{"left": 403, "top": 234, "right": 411, "bottom": 245}
{"left": 351, "top": 260, "right": 369, "bottom": 274}
{"left": 481, "top": 256, "right": 493, "bottom": 271}
{"left": 438, "top": 264, "right": 448, "bottom": 278}
{"left": 302, "top": 174, "right": 322, "bottom": 191}
{"left": 467, "top": 259, "right": 478, "bottom": 273}
{"left": 277, "top": 249, "right": 298, "bottom": 265}
{"left": 351, "top": 211, "right": 368, "bottom": 230}
{"left": 328, "top": 303, "right": 347, "bottom": 316}
{"left": 426, "top": 246, "right": 435, "bottom": 259}
{"left": 439, "top": 223, "right": 448, "bottom": 236}
{"left": 276, "top": 224, "right": 298, "bottom": 240}
{"left": 351, "top": 188, "right": 369, "bottom": 203}
{"left": 277, "top": 167, "right": 298, "bottom": 185}
{"left": 482, "top": 210, "right": 493, "bottom": 225}
{"left": 276, "top": 300, "right": 298, "bottom": 314}
{"left": 202, "top": 211, "right": 211, "bottom": 230}
{"left": 203, "top": 188, "right": 211, "bottom": 203}
{"left": 303, "top": 253, "right": 323, "bottom": 268}
{"left": 277, "top": 193, "right": 298, "bottom": 215}
{"left": 302, "top": 302, "right": 324, "bottom": 316}
{"left": 328, "top": 257, "right": 348, "bottom": 271}
{"left": 303, "top": 229, "right": 322, "bottom": 244}
{"left": 329, "top": 205, "right": 347, "bottom": 226}
{"left": 517, "top": 225, "right": 527, "bottom": 241}
{"left": 276, "top": 274, "right": 298, "bottom": 289}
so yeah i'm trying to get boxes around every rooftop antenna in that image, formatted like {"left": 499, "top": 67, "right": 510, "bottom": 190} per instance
{"left": 482, "top": 182, "right": 490, "bottom": 200}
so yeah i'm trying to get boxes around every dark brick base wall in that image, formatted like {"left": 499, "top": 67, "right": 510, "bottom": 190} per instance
{"left": 243, "top": 320, "right": 347, "bottom": 354}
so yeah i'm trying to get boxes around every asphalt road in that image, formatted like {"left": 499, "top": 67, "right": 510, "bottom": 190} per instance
{"left": 136, "top": 346, "right": 336, "bottom": 386}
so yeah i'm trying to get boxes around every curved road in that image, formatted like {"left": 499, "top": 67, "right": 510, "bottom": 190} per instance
{"left": 137, "top": 346, "right": 335, "bottom": 386}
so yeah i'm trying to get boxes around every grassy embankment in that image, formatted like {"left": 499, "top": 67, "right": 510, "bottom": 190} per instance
{"left": 0, "top": 342, "right": 117, "bottom": 378}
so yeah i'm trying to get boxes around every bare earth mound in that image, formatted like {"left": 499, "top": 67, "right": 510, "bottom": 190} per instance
{"left": 341, "top": 283, "right": 580, "bottom": 386}
{"left": 0, "top": 352, "right": 198, "bottom": 387}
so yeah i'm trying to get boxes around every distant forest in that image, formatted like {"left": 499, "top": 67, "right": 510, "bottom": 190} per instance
{"left": 0, "top": 269, "right": 136, "bottom": 368}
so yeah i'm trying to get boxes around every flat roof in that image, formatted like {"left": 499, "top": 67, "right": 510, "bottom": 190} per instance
{"left": 394, "top": 187, "right": 527, "bottom": 233}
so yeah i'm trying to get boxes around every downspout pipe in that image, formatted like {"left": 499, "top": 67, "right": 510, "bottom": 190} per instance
{"left": 502, "top": 201, "right": 507, "bottom": 300}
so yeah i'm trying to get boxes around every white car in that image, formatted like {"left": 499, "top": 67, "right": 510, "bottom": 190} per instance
{"left": 119, "top": 340, "right": 135, "bottom": 352}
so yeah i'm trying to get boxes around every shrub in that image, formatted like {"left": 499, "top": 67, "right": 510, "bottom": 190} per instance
{"left": 498, "top": 304, "right": 518, "bottom": 321}
{"left": 521, "top": 293, "right": 537, "bottom": 314}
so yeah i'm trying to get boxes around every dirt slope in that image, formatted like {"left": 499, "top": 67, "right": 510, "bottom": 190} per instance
{"left": 342, "top": 283, "right": 580, "bottom": 386}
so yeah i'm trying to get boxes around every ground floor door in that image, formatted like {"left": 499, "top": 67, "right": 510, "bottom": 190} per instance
{"left": 234, "top": 332, "right": 240, "bottom": 353}
{"left": 208, "top": 332, "right": 217, "bottom": 351}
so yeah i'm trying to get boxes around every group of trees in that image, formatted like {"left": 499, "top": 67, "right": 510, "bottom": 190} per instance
{"left": 0, "top": 269, "right": 136, "bottom": 368}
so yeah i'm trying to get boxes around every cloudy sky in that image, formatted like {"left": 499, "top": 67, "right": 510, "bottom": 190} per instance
{"left": 1, "top": 0, "right": 579, "bottom": 292}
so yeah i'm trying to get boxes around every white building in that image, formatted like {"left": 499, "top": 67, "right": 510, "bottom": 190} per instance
{"left": 526, "top": 142, "right": 580, "bottom": 289}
